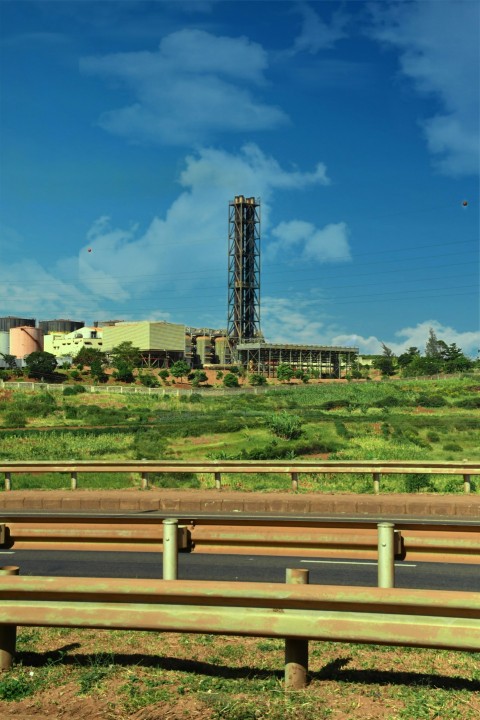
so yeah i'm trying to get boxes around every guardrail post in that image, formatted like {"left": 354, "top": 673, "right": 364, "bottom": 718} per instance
{"left": 4, "top": 473, "right": 11, "bottom": 492}
{"left": 163, "top": 519, "right": 178, "bottom": 580}
{"left": 285, "top": 568, "right": 309, "bottom": 691}
{"left": 70, "top": 472, "right": 77, "bottom": 490}
{"left": 214, "top": 472, "right": 222, "bottom": 491}
{"left": 141, "top": 472, "right": 148, "bottom": 490}
{"left": 291, "top": 472, "right": 299, "bottom": 491}
{"left": 373, "top": 473, "right": 381, "bottom": 494}
{"left": 378, "top": 523, "right": 395, "bottom": 588}
{"left": 463, "top": 474, "right": 471, "bottom": 494}
{"left": 0, "top": 566, "right": 19, "bottom": 671}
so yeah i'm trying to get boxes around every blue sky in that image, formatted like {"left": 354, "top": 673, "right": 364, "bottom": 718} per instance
{"left": 0, "top": 0, "right": 478, "bottom": 356}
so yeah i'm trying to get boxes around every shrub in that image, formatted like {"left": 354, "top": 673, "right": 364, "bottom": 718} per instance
{"left": 133, "top": 429, "right": 168, "bottom": 460}
{"left": 249, "top": 373, "right": 267, "bottom": 386}
{"left": 404, "top": 473, "right": 433, "bottom": 492}
{"left": 3, "top": 409, "right": 27, "bottom": 428}
{"left": 63, "top": 385, "right": 87, "bottom": 396}
{"left": 442, "top": 442, "right": 463, "bottom": 452}
{"left": 138, "top": 373, "right": 159, "bottom": 388}
{"left": 455, "top": 397, "right": 480, "bottom": 409}
{"left": 223, "top": 373, "right": 239, "bottom": 388}
{"left": 267, "top": 412, "right": 303, "bottom": 440}
{"left": 416, "top": 393, "right": 447, "bottom": 407}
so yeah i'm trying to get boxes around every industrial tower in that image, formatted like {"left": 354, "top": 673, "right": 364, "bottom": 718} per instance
{"left": 227, "top": 195, "right": 261, "bottom": 345}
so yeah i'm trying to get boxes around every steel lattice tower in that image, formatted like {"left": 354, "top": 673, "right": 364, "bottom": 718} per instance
{"left": 227, "top": 195, "right": 261, "bottom": 344}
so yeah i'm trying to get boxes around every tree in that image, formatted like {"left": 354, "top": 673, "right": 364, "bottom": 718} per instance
{"left": 425, "top": 328, "right": 442, "bottom": 358}
{"left": 277, "top": 363, "right": 294, "bottom": 383}
{"left": 109, "top": 342, "right": 141, "bottom": 384}
{"left": 397, "top": 347, "right": 420, "bottom": 369}
{"left": 74, "top": 346, "right": 105, "bottom": 367}
{"left": 170, "top": 360, "right": 190, "bottom": 382}
{"left": 372, "top": 343, "right": 396, "bottom": 377}
{"left": 90, "top": 357, "right": 108, "bottom": 383}
{"left": 113, "top": 360, "right": 134, "bottom": 383}
{"left": 441, "top": 343, "right": 473, "bottom": 373}
{"left": 109, "top": 342, "right": 142, "bottom": 368}
{"left": 0, "top": 353, "right": 17, "bottom": 370}
{"left": 24, "top": 351, "right": 57, "bottom": 379}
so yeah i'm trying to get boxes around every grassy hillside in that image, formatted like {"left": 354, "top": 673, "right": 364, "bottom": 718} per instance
{"left": 0, "top": 377, "right": 478, "bottom": 492}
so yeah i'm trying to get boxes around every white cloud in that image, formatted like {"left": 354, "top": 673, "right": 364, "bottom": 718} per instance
{"left": 333, "top": 320, "right": 480, "bottom": 358}
{"left": 77, "top": 144, "right": 335, "bottom": 307}
{"left": 289, "top": 2, "right": 348, "bottom": 55}
{"left": 267, "top": 219, "right": 351, "bottom": 263}
{"left": 0, "top": 258, "right": 110, "bottom": 322}
{"left": 370, "top": 0, "right": 479, "bottom": 176}
{"left": 262, "top": 295, "right": 479, "bottom": 357}
{"left": 80, "top": 29, "right": 288, "bottom": 145}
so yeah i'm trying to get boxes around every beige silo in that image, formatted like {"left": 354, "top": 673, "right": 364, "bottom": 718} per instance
{"left": 10, "top": 326, "right": 44, "bottom": 358}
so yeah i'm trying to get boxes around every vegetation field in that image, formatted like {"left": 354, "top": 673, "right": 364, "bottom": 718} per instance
{"left": 0, "top": 376, "right": 478, "bottom": 493}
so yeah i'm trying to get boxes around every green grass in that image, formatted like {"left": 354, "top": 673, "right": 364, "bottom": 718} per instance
{"left": 1, "top": 377, "right": 478, "bottom": 493}
{"left": 3, "top": 628, "right": 478, "bottom": 719}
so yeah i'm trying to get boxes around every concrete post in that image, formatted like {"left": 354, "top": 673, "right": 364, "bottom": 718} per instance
{"left": 163, "top": 519, "right": 178, "bottom": 580}
{"left": 463, "top": 474, "right": 471, "bottom": 494}
{"left": 378, "top": 522, "right": 395, "bottom": 588}
{"left": 214, "top": 472, "right": 222, "bottom": 491}
{"left": 70, "top": 472, "right": 77, "bottom": 490}
{"left": 373, "top": 473, "right": 381, "bottom": 495}
{"left": 5, "top": 473, "right": 11, "bottom": 492}
{"left": 285, "top": 568, "right": 309, "bottom": 691}
{"left": 0, "top": 566, "right": 19, "bottom": 671}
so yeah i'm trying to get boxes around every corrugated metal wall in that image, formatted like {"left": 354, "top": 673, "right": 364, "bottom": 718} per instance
{"left": 102, "top": 322, "right": 185, "bottom": 352}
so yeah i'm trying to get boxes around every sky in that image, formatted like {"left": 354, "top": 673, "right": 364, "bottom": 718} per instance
{"left": 0, "top": 0, "right": 479, "bottom": 357}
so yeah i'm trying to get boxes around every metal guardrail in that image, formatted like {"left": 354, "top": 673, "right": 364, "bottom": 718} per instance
{"left": 2, "top": 515, "right": 479, "bottom": 564}
{"left": 2, "top": 460, "right": 478, "bottom": 493}
{"left": 0, "top": 571, "right": 479, "bottom": 685}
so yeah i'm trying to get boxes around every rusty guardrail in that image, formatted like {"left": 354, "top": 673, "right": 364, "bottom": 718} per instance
{"left": 1, "top": 460, "right": 478, "bottom": 493}
{"left": 2, "top": 515, "right": 479, "bottom": 564}
{"left": 1, "top": 572, "right": 479, "bottom": 682}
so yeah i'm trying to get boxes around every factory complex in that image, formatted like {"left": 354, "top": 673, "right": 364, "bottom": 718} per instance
{"left": 0, "top": 197, "right": 358, "bottom": 378}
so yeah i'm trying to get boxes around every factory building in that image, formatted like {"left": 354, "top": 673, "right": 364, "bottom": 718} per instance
{"left": 44, "top": 327, "right": 103, "bottom": 358}
{"left": 102, "top": 321, "right": 186, "bottom": 368}
{"left": 0, "top": 316, "right": 35, "bottom": 332}
{"left": 236, "top": 341, "right": 358, "bottom": 379}
{"left": 39, "top": 319, "right": 84, "bottom": 334}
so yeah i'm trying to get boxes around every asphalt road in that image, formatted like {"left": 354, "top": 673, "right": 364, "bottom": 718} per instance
{"left": 1, "top": 549, "right": 479, "bottom": 592}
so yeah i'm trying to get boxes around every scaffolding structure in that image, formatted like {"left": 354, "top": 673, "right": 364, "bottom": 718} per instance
{"left": 227, "top": 196, "right": 261, "bottom": 344}
{"left": 236, "top": 341, "right": 358, "bottom": 378}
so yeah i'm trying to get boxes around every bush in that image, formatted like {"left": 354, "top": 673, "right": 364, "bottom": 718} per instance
{"left": 223, "top": 373, "right": 239, "bottom": 388}
{"left": 133, "top": 430, "right": 168, "bottom": 460}
{"left": 404, "top": 473, "right": 433, "bottom": 492}
{"left": 3, "top": 409, "right": 27, "bottom": 428}
{"left": 63, "top": 385, "right": 87, "bottom": 396}
{"left": 442, "top": 442, "right": 463, "bottom": 452}
{"left": 138, "top": 373, "right": 159, "bottom": 388}
{"left": 249, "top": 373, "right": 267, "bottom": 386}
{"left": 416, "top": 393, "right": 447, "bottom": 407}
{"left": 267, "top": 412, "right": 303, "bottom": 440}
{"left": 455, "top": 397, "right": 480, "bottom": 409}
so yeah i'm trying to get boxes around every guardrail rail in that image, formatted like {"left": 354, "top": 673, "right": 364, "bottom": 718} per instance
{"left": 2, "top": 459, "right": 478, "bottom": 493}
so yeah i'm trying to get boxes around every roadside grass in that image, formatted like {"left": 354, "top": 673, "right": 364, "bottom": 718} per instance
{"left": 0, "top": 377, "right": 478, "bottom": 492}
{"left": 1, "top": 627, "right": 478, "bottom": 719}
